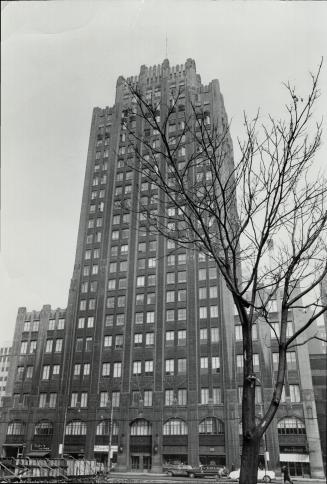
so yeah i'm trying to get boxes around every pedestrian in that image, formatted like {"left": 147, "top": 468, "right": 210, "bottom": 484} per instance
{"left": 282, "top": 465, "right": 293, "bottom": 484}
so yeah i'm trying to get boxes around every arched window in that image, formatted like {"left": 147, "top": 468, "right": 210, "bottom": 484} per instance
{"left": 130, "top": 419, "right": 152, "bottom": 436}
{"left": 163, "top": 418, "right": 188, "bottom": 435}
{"left": 7, "top": 421, "right": 25, "bottom": 435}
{"left": 277, "top": 417, "right": 306, "bottom": 435}
{"left": 199, "top": 417, "right": 224, "bottom": 435}
{"left": 96, "top": 420, "right": 119, "bottom": 436}
{"left": 34, "top": 421, "right": 53, "bottom": 436}
{"left": 65, "top": 420, "right": 87, "bottom": 436}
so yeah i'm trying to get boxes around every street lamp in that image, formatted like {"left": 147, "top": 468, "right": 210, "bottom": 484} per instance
{"left": 106, "top": 395, "right": 113, "bottom": 474}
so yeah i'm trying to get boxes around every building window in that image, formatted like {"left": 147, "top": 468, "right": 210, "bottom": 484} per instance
{"left": 115, "top": 335, "right": 123, "bottom": 348}
{"left": 200, "top": 357, "right": 208, "bottom": 372}
{"left": 87, "top": 316, "right": 94, "bottom": 328}
{"left": 177, "top": 389, "right": 187, "bottom": 405}
{"left": 177, "top": 330, "right": 186, "bottom": 346}
{"left": 105, "top": 315, "right": 114, "bottom": 326}
{"left": 74, "top": 364, "right": 81, "bottom": 376}
{"left": 108, "top": 279, "right": 116, "bottom": 290}
{"left": 201, "top": 388, "right": 209, "bottom": 404}
{"left": 137, "top": 276, "right": 145, "bottom": 287}
{"left": 146, "top": 311, "right": 155, "bottom": 324}
{"left": 166, "top": 309, "right": 175, "bottom": 322}
{"left": 236, "top": 354, "right": 243, "bottom": 370}
{"left": 45, "top": 340, "right": 53, "bottom": 353}
{"left": 286, "top": 351, "right": 297, "bottom": 370}
{"left": 289, "top": 384, "right": 301, "bottom": 402}
{"left": 80, "top": 392, "right": 88, "bottom": 407}
{"left": 270, "top": 322, "right": 280, "bottom": 339}
{"left": 163, "top": 418, "right": 188, "bottom": 435}
{"left": 39, "top": 394, "right": 47, "bottom": 408}
{"left": 102, "top": 363, "right": 110, "bottom": 376}
{"left": 277, "top": 417, "right": 306, "bottom": 435}
{"left": 146, "top": 332, "right": 154, "bottom": 346}
{"left": 135, "top": 312, "right": 143, "bottom": 324}
{"left": 112, "top": 391, "right": 120, "bottom": 407}
{"left": 116, "top": 314, "right": 125, "bottom": 326}
{"left": 71, "top": 393, "right": 78, "bottom": 407}
{"left": 26, "top": 366, "right": 33, "bottom": 379}
{"left": 113, "top": 362, "right": 122, "bottom": 378}
{"left": 52, "top": 365, "right": 60, "bottom": 376}
{"left": 55, "top": 339, "right": 63, "bottom": 353}
{"left": 166, "top": 273, "right": 175, "bottom": 284}
{"left": 107, "top": 297, "right": 115, "bottom": 309}
{"left": 84, "top": 337, "right": 92, "bottom": 351}
{"left": 272, "top": 353, "right": 279, "bottom": 371}
{"left": 29, "top": 340, "right": 37, "bottom": 353}
{"left": 49, "top": 393, "right": 57, "bottom": 408}
{"left": 199, "top": 417, "right": 224, "bottom": 435}
{"left": 210, "top": 305, "right": 218, "bottom": 318}
{"left": 42, "top": 365, "right": 50, "bottom": 380}
{"left": 165, "top": 331, "right": 174, "bottom": 346}
{"left": 212, "top": 387, "right": 222, "bottom": 404}
{"left": 165, "top": 359, "right": 174, "bottom": 375}
{"left": 200, "top": 328, "right": 207, "bottom": 343}
{"left": 104, "top": 335, "right": 112, "bottom": 348}
{"left": 165, "top": 389, "right": 174, "bottom": 406}
{"left": 134, "top": 333, "right": 142, "bottom": 346}
{"left": 235, "top": 325, "right": 242, "bottom": 341}
{"left": 20, "top": 341, "right": 28, "bottom": 354}
{"left": 253, "top": 354, "right": 260, "bottom": 372}
{"left": 166, "top": 291, "right": 175, "bottom": 303}
{"left": 199, "top": 269, "right": 206, "bottom": 281}
{"left": 100, "top": 392, "right": 109, "bottom": 407}
{"left": 144, "top": 390, "right": 152, "bottom": 407}
{"left": 76, "top": 338, "right": 83, "bottom": 352}
{"left": 78, "top": 318, "right": 85, "bottom": 329}
{"left": 147, "top": 292, "right": 156, "bottom": 304}
{"left": 178, "top": 308, "right": 186, "bottom": 320}
{"left": 83, "top": 363, "right": 90, "bottom": 376}
{"left": 79, "top": 300, "right": 87, "bottom": 311}
{"left": 209, "top": 286, "right": 218, "bottom": 298}
{"left": 7, "top": 421, "right": 25, "bottom": 435}
{"left": 199, "top": 307, "right": 207, "bottom": 319}
{"left": 145, "top": 360, "right": 153, "bottom": 375}
{"left": 211, "top": 327, "right": 219, "bottom": 342}
{"left": 65, "top": 421, "right": 87, "bottom": 436}
{"left": 136, "top": 294, "right": 144, "bottom": 305}
{"left": 212, "top": 356, "right": 220, "bottom": 372}
{"left": 178, "top": 358, "right": 187, "bottom": 374}
{"left": 133, "top": 361, "right": 142, "bottom": 375}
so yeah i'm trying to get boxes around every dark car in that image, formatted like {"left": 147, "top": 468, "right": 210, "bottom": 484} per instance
{"left": 187, "top": 465, "right": 227, "bottom": 478}
{"left": 164, "top": 464, "right": 193, "bottom": 477}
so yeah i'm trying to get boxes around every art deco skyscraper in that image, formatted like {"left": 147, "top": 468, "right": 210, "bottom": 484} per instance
{"left": 61, "top": 58, "right": 239, "bottom": 471}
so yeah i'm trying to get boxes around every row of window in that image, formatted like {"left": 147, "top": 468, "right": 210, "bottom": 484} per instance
{"left": 22, "top": 318, "right": 64, "bottom": 335}
{"left": 6, "top": 415, "right": 305, "bottom": 437}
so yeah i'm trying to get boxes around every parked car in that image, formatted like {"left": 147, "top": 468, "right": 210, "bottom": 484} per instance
{"left": 187, "top": 465, "right": 228, "bottom": 478}
{"left": 228, "top": 468, "right": 276, "bottom": 482}
{"left": 164, "top": 463, "right": 192, "bottom": 477}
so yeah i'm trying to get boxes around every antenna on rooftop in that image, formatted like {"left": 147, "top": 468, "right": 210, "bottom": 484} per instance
{"left": 165, "top": 33, "right": 168, "bottom": 58}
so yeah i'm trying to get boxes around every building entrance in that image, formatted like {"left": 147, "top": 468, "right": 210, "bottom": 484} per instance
{"left": 131, "top": 454, "right": 152, "bottom": 471}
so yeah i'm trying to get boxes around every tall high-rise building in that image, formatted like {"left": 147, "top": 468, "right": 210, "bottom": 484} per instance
{"left": 60, "top": 58, "right": 239, "bottom": 472}
{"left": 0, "top": 59, "right": 325, "bottom": 479}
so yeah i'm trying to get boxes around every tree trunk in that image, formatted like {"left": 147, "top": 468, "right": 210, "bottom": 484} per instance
{"left": 239, "top": 436, "right": 260, "bottom": 484}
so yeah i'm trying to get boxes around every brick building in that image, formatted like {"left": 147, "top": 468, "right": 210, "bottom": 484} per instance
{"left": 0, "top": 343, "right": 12, "bottom": 402}
{"left": 0, "top": 59, "right": 324, "bottom": 478}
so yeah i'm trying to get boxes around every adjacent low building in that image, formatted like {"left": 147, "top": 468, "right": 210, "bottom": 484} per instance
{"left": 0, "top": 342, "right": 12, "bottom": 403}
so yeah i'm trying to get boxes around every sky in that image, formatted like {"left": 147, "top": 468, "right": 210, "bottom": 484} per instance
{"left": 1, "top": 0, "right": 327, "bottom": 342}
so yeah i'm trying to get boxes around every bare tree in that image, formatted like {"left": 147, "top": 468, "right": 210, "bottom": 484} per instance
{"left": 121, "top": 62, "right": 326, "bottom": 484}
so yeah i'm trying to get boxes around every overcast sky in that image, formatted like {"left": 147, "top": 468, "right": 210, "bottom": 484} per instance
{"left": 1, "top": 0, "right": 327, "bottom": 342}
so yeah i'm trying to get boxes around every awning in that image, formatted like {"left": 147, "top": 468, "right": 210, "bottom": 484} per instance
{"left": 280, "top": 453, "right": 310, "bottom": 463}
{"left": 26, "top": 451, "right": 50, "bottom": 457}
